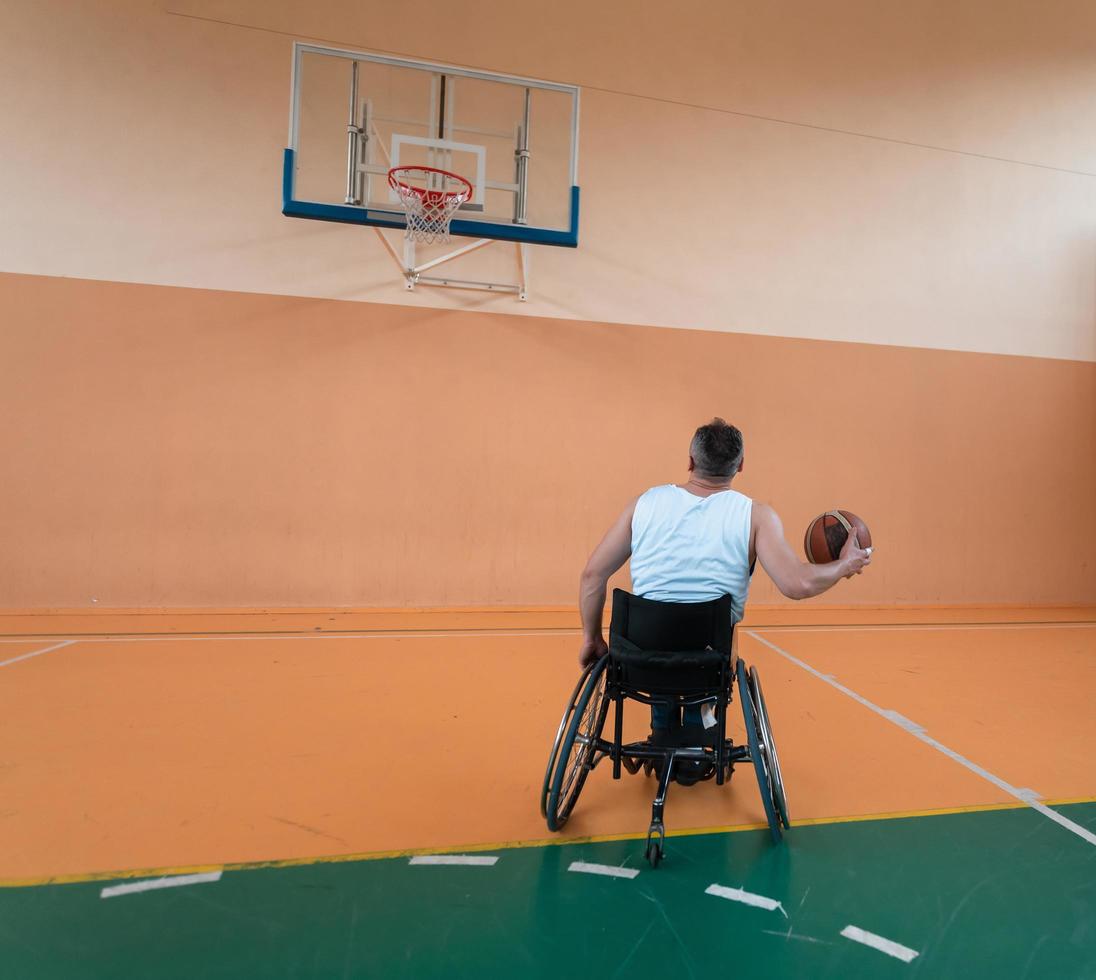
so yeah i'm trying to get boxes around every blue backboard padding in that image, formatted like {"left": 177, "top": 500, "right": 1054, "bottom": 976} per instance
{"left": 281, "top": 149, "right": 579, "bottom": 248}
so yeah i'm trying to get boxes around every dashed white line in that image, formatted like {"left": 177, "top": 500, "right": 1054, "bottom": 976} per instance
{"left": 841, "top": 925, "right": 919, "bottom": 962}
{"left": 0, "top": 640, "right": 76, "bottom": 669}
{"left": 100, "top": 871, "right": 222, "bottom": 899}
{"left": 705, "top": 883, "right": 786, "bottom": 915}
{"left": 568, "top": 861, "right": 640, "bottom": 880}
{"left": 408, "top": 854, "right": 499, "bottom": 866}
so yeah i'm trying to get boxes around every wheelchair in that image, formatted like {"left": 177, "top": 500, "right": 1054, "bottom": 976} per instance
{"left": 541, "top": 590, "right": 789, "bottom": 867}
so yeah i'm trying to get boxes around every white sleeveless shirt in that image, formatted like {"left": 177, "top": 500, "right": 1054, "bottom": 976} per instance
{"left": 629, "top": 485, "right": 753, "bottom": 623}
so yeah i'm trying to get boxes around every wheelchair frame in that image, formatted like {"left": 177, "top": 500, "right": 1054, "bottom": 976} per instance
{"left": 541, "top": 592, "right": 789, "bottom": 867}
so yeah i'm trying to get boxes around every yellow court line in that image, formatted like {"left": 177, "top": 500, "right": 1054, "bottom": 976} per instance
{"left": 4, "top": 795, "right": 1093, "bottom": 890}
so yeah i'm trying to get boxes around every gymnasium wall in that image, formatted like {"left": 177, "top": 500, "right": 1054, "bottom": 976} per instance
{"left": 1, "top": 0, "right": 1094, "bottom": 609}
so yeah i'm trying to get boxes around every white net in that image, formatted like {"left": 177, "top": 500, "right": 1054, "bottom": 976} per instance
{"left": 388, "top": 167, "right": 473, "bottom": 245}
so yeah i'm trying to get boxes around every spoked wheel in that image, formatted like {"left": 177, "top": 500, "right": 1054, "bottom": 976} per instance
{"left": 736, "top": 659, "right": 784, "bottom": 842}
{"left": 540, "top": 661, "right": 595, "bottom": 820}
{"left": 543, "top": 656, "right": 610, "bottom": 831}
{"left": 750, "top": 665, "right": 790, "bottom": 831}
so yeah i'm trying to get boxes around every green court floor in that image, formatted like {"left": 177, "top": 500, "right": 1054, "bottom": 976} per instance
{"left": 2, "top": 803, "right": 1094, "bottom": 979}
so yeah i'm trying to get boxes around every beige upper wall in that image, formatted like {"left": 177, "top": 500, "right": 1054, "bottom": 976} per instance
{"left": 1, "top": 0, "right": 1094, "bottom": 360}
{"left": 176, "top": 0, "right": 1096, "bottom": 175}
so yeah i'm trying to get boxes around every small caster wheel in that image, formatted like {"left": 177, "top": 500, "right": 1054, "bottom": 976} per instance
{"left": 645, "top": 821, "right": 665, "bottom": 868}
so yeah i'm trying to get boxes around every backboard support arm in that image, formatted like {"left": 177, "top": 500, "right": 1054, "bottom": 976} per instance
{"left": 372, "top": 230, "right": 529, "bottom": 301}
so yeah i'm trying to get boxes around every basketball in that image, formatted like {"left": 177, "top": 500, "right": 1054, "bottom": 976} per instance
{"left": 804, "top": 511, "right": 872, "bottom": 564}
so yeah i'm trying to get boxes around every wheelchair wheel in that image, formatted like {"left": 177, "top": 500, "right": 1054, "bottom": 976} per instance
{"left": 736, "top": 659, "right": 782, "bottom": 843}
{"left": 750, "top": 665, "right": 790, "bottom": 831}
{"left": 543, "top": 656, "right": 610, "bottom": 831}
{"left": 540, "top": 661, "right": 597, "bottom": 819}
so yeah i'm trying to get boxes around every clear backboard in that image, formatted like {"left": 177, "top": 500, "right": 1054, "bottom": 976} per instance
{"left": 284, "top": 44, "right": 581, "bottom": 247}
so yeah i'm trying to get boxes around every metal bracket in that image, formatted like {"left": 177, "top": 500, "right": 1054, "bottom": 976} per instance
{"left": 373, "top": 229, "right": 529, "bottom": 301}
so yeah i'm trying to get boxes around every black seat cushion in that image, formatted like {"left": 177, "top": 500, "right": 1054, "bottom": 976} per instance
{"left": 609, "top": 635, "right": 725, "bottom": 694}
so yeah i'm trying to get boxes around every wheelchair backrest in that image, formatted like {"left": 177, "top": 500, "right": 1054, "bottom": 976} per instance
{"left": 607, "top": 590, "right": 734, "bottom": 696}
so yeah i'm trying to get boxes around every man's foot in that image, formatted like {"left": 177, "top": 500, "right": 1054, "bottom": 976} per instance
{"left": 673, "top": 758, "right": 714, "bottom": 786}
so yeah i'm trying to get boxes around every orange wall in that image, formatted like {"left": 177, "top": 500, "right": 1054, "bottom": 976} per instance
{"left": 3, "top": 271, "right": 1093, "bottom": 608}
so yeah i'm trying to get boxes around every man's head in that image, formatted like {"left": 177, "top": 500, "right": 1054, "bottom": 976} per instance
{"left": 689, "top": 418, "right": 744, "bottom": 480}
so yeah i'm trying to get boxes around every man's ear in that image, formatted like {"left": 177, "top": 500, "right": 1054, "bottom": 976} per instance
{"left": 688, "top": 455, "right": 697, "bottom": 473}
{"left": 737, "top": 455, "right": 745, "bottom": 475}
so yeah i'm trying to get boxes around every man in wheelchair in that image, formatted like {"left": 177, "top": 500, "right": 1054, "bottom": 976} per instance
{"left": 542, "top": 419, "right": 871, "bottom": 865}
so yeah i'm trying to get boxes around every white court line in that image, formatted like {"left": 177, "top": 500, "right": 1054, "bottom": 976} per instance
{"left": 756, "top": 622, "right": 1094, "bottom": 633}
{"left": 705, "top": 883, "right": 786, "bottom": 915}
{"left": 746, "top": 630, "right": 1096, "bottom": 848}
{"left": 761, "top": 928, "right": 832, "bottom": 946}
{"left": 568, "top": 861, "right": 640, "bottom": 880}
{"left": 100, "top": 871, "right": 222, "bottom": 899}
{"left": 0, "top": 639, "right": 76, "bottom": 669}
{"left": 841, "top": 925, "right": 919, "bottom": 962}
{"left": 408, "top": 855, "right": 499, "bottom": 866}
{"left": 0, "top": 629, "right": 585, "bottom": 644}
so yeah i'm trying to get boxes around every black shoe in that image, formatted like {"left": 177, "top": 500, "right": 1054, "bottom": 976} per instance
{"left": 673, "top": 759, "right": 713, "bottom": 786}
{"left": 621, "top": 755, "right": 642, "bottom": 775}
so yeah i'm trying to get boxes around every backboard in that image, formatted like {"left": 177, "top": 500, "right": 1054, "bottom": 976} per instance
{"left": 284, "top": 43, "right": 581, "bottom": 247}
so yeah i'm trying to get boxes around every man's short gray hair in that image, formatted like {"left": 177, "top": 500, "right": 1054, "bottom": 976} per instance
{"left": 690, "top": 418, "right": 744, "bottom": 478}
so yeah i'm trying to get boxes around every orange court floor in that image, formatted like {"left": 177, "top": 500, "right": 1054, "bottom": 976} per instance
{"left": 0, "top": 605, "right": 1094, "bottom": 886}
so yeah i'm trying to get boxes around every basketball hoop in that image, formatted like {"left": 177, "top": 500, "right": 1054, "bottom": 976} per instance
{"left": 387, "top": 166, "right": 473, "bottom": 244}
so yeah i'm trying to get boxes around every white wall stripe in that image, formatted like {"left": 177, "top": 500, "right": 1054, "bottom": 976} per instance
{"left": 745, "top": 630, "right": 1096, "bottom": 848}
{"left": 841, "top": 925, "right": 919, "bottom": 962}
{"left": 568, "top": 861, "right": 640, "bottom": 880}
{"left": 2, "top": 621, "right": 1088, "bottom": 645}
{"left": 0, "top": 639, "right": 75, "bottom": 669}
{"left": 100, "top": 871, "right": 222, "bottom": 898}
{"left": 705, "top": 883, "right": 786, "bottom": 915}
{"left": 408, "top": 855, "right": 499, "bottom": 866}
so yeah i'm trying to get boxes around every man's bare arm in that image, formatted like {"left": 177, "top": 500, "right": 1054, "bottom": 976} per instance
{"left": 754, "top": 502, "right": 870, "bottom": 600}
{"left": 577, "top": 499, "right": 637, "bottom": 665}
